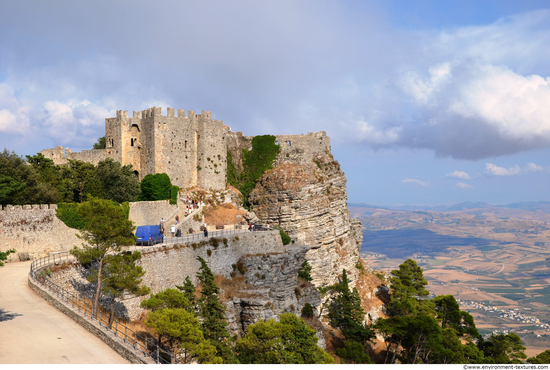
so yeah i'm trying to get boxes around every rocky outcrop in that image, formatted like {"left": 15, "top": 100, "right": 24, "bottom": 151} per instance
{"left": 224, "top": 244, "right": 322, "bottom": 336}
{"left": 249, "top": 153, "right": 363, "bottom": 288}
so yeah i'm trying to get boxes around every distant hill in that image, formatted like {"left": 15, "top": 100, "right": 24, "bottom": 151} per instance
{"left": 349, "top": 201, "right": 550, "bottom": 213}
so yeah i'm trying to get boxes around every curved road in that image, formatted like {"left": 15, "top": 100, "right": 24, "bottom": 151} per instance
{"left": 0, "top": 261, "right": 128, "bottom": 364}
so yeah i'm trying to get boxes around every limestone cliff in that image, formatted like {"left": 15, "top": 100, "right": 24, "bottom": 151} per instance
{"left": 249, "top": 153, "right": 363, "bottom": 288}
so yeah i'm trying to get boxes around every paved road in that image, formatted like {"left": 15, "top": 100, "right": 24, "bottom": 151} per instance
{"left": 0, "top": 261, "right": 128, "bottom": 364}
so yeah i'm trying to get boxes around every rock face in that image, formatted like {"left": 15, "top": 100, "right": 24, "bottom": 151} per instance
{"left": 249, "top": 153, "right": 363, "bottom": 288}
{"left": 224, "top": 245, "right": 322, "bottom": 336}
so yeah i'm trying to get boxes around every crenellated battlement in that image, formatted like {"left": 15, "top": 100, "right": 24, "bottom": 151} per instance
{"left": 1, "top": 204, "right": 57, "bottom": 211}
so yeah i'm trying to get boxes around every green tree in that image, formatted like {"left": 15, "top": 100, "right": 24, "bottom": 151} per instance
{"left": 298, "top": 260, "right": 313, "bottom": 282}
{"left": 236, "top": 313, "right": 334, "bottom": 364}
{"left": 0, "top": 248, "right": 16, "bottom": 267}
{"left": 70, "top": 197, "right": 136, "bottom": 316}
{"left": 95, "top": 158, "right": 140, "bottom": 203}
{"left": 335, "top": 340, "right": 373, "bottom": 364}
{"left": 93, "top": 136, "right": 106, "bottom": 149}
{"left": 327, "top": 269, "right": 374, "bottom": 344}
{"left": 26, "top": 153, "right": 61, "bottom": 190}
{"left": 91, "top": 251, "right": 149, "bottom": 326}
{"left": 138, "top": 173, "right": 172, "bottom": 201}
{"left": 60, "top": 159, "right": 101, "bottom": 203}
{"left": 196, "top": 256, "right": 237, "bottom": 363}
{"left": 387, "top": 259, "right": 431, "bottom": 317}
{"left": 528, "top": 349, "right": 550, "bottom": 364}
{"left": 480, "top": 333, "right": 527, "bottom": 364}
{"left": 176, "top": 276, "right": 197, "bottom": 312}
{"left": 0, "top": 149, "right": 57, "bottom": 204}
{"left": 141, "top": 288, "right": 189, "bottom": 312}
{"left": 144, "top": 308, "right": 222, "bottom": 364}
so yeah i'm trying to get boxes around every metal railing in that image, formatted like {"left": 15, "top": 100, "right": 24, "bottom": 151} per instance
{"left": 133, "top": 226, "right": 273, "bottom": 248}
{"left": 29, "top": 252, "right": 174, "bottom": 364}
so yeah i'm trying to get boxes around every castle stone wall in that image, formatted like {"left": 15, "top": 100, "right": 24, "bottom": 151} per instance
{"left": 128, "top": 200, "right": 179, "bottom": 227}
{"left": 227, "top": 131, "right": 330, "bottom": 171}
{"left": 0, "top": 204, "right": 81, "bottom": 261}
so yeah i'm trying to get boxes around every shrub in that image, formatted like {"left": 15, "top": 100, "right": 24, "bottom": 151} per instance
{"left": 301, "top": 303, "right": 314, "bottom": 318}
{"left": 222, "top": 238, "right": 228, "bottom": 247}
{"left": 298, "top": 260, "right": 313, "bottom": 282}
{"left": 279, "top": 229, "right": 291, "bottom": 245}
{"left": 207, "top": 249, "right": 212, "bottom": 257}
{"left": 295, "top": 287, "right": 302, "bottom": 297}
{"left": 170, "top": 185, "right": 180, "bottom": 205}
{"left": 236, "top": 261, "right": 247, "bottom": 275}
{"left": 209, "top": 237, "right": 219, "bottom": 249}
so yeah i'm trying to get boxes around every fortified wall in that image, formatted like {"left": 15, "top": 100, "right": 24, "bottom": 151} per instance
{"left": 48, "top": 231, "right": 322, "bottom": 335}
{"left": 40, "top": 107, "right": 230, "bottom": 191}
{"left": 40, "top": 107, "right": 330, "bottom": 192}
{"left": 226, "top": 131, "right": 330, "bottom": 171}
{"left": 0, "top": 204, "right": 80, "bottom": 261}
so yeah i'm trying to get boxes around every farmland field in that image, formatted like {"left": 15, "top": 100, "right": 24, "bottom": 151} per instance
{"left": 351, "top": 203, "right": 550, "bottom": 352}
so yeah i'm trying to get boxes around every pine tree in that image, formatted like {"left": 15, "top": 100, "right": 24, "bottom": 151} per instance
{"left": 95, "top": 251, "right": 150, "bottom": 326}
{"left": 327, "top": 269, "right": 374, "bottom": 344}
{"left": 196, "top": 256, "right": 238, "bottom": 363}
{"left": 176, "top": 276, "right": 197, "bottom": 312}
{"left": 70, "top": 197, "right": 136, "bottom": 316}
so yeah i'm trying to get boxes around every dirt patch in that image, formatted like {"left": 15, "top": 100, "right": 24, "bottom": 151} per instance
{"left": 214, "top": 275, "right": 262, "bottom": 302}
{"left": 204, "top": 203, "right": 247, "bottom": 226}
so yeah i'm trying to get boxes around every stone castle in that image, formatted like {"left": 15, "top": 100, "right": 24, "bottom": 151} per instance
{"left": 40, "top": 107, "right": 331, "bottom": 190}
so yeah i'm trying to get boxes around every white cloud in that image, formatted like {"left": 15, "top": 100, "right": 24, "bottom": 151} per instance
{"left": 485, "top": 162, "right": 548, "bottom": 176}
{"left": 445, "top": 170, "right": 471, "bottom": 180}
{"left": 456, "top": 182, "right": 473, "bottom": 189}
{"left": 485, "top": 163, "right": 521, "bottom": 176}
{"left": 402, "top": 178, "right": 430, "bottom": 187}
{"left": 525, "top": 162, "right": 545, "bottom": 173}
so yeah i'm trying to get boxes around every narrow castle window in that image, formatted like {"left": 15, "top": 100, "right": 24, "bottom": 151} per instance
{"left": 185, "top": 140, "right": 187, "bottom": 148}
{"left": 286, "top": 141, "right": 291, "bottom": 146}
{"left": 131, "top": 138, "right": 134, "bottom": 146}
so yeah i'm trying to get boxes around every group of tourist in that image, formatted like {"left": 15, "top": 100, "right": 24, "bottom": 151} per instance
{"left": 184, "top": 196, "right": 199, "bottom": 217}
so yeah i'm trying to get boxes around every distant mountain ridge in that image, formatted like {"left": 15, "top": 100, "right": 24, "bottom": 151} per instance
{"left": 349, "top": 201, "right": 550, "bottom": 213}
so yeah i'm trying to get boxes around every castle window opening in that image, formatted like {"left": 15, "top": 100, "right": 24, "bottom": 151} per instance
{"left": 275, "top": 141, "right": 279, "bottom": 145}
{"left": 133, "top": 170, "right": 139, "bottom": 177}
{"left": 185, "top": 140, "right": 187, "bottom": 148}
{"left": 286, "top": 140, "right": 291, "bottom": 146}
{"left": 249, "top": 146, "right": 252, "bottom": 150}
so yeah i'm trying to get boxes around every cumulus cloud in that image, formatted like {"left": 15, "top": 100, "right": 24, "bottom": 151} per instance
{"left": 402, "top": 178, "right": 430, "bottom": 187}
{"left": 456, "top": 182, "right": 473, "bottom": 189}
{"left": 525, "top": 162, "right": 545, "bottom": 173}
{"left": 445, "top": 170, "right": 471, "bottom": 180}
{"left": 1, "top": 2, "right": 550, "bottom": 161}
{"left": 484, "top": 162, "right": 548, "bottom": 176}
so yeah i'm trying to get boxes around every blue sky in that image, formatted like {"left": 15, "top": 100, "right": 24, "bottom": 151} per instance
{"left": 1, "top": 1, "right": 550, "bottom": 206}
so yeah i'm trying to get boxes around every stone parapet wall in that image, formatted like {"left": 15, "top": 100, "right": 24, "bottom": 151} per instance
{"left": 128, "top": 200, "right": 179, "bottom": 227}
{"left": 0, "top": 204, "right": 80, "bottom": 261}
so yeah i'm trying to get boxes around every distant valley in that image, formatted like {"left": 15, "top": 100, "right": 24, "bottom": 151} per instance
{"left": 351, "top": 201, "right": 550, "bottom": 352}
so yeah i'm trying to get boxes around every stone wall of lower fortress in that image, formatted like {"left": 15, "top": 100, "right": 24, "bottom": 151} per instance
{"left": 0, "top": 204, "right": 81, "bottom": 261}
{"left": 128, "top": 200, "right": 179, "bottom": 227}
{"left": 49, "top": 231, "right": 287, "bottom": 321}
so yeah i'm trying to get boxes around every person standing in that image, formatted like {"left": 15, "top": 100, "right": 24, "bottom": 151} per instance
{"left": 175, "top": 215, "right": 179, "bottom": 224}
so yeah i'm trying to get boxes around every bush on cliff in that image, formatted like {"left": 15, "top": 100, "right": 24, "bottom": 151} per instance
{"left": 226, "top": 135, "right": 280, "bottom": 208}
{"left": 279, "top": 229, "right": 291, "bottom": 245}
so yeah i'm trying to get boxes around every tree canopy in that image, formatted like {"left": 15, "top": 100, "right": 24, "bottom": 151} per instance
{"left": 70, "top": 197, "right": 136, "bottom": 315}
{"left": 236, "top": 313, "right": 333, "bottom": 364}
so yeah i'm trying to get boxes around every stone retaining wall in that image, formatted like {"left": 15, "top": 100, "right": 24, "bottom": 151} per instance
{"left": 0, "top": 204, "right": 80, "bottom": 261}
